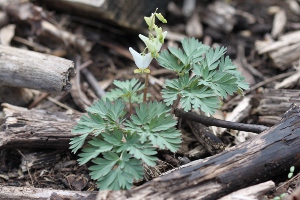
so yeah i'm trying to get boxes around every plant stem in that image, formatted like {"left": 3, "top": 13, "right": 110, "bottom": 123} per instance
{"left": 129, "top": 97, "right": 132, "bottom": 115}
{"left": 143, "top": 73, "right": 149, "bottom": 102}
{"left": 174, "top": 108, "right": 269, "bottom": 133}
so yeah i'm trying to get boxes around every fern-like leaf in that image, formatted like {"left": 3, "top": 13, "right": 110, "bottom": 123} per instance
{"left": 124, "top": 101, "right": 181, "bottom": 152}
{"left": 157, "top": 50, "right": 185, "bottom": 74}
{"left": 77, "top": 138, "right": 113, "bottom": 165}
{"left": 105, "top": 79, "right": 144, "bottom": 103}
{"left": 90, "top": 152, "right": 143, "bottom": 190}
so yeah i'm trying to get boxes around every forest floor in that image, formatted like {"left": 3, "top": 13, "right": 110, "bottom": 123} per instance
{"left": 1, "top": 0, "right": 300, "bottom": 199}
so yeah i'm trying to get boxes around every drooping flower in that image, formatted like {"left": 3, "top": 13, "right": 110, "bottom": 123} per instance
{"left": 139, "top": 30, "right": 167, "bottom": 58}
{"left": 129, "top": 47, "right": 152, "bottom": 74}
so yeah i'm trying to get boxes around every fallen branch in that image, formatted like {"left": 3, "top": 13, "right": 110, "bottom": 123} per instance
{"left": 0, "top": 45, "right": 75, "bottom": 93}
{"left": 174, "top": 108, "right": 268, "bottom": 133}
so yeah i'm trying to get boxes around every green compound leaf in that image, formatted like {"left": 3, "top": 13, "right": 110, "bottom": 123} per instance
{"left": 157, "top": 38, "right": 209, "bottom": 75}
{"left": 162, "top": 74, "right": 220, "bottom": 114}
{"left": 90, "top": 152, "right": 144, "bottom": 190}
{"left": 200, "top": 71, "right": 238, "bottom": 99}
{"left": 77, "top": 138, "right": 113, "bottom": 165}
{"left": 70, "top": 113, "right": 106, "bottom": 153}
{"left": 116, "top": 133, "right": 157, "bottom": 166}
{"left": 105, "top": 79, "right": 144, "bottom": 103}
{"left": 181, "top": 37, "right": 209, "bottom": 64}
{"left": 205, "top": 46, "right": 227, "bottom": 70}
{"left": 124, "top": 101, "right": 181, "bottom": 152}
{"left": 87, "top": 99, "right": 126, "bottom": 127}
{"left": 69, "top": 133, "right": 89, "bottom": 154}
{"left": 70, "top": 99, "right": 126, "bottom": 154}
{"left": 219, "top": 56, "right": 249, "bottom": 91}
{"left": 157, "top": 50, "right": 185, "bottom": 74}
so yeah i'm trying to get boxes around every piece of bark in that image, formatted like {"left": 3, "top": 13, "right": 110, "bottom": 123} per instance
{"left": 218, "top": 181, "right": 275, "bottom": 200}
{"left": 94, "top": 103, "right": 300, "bottom": 199}
{"left": 0, "top": 103, "right": 80, "bottom": 149}
{"left": 0, "top": 185, "right": 97, "bottom": 200}
{"left": 19, "top": 150, "right": 63, "bottom": 172}
{"left": 271, "top": 9, "right": 287, "bottom": 38}
{"left": 255, "top": 30, "right": 300, "bottom": 70}
{"left": 275, "top": 72, "right": 300, "bottom": 89}
{"left": 188, "top": 121, "right": 225, "bottom": 155}
{"left": 0, "top": 45, "right": 75, "bottom": 93}
{"left": 39, "top": 0, "right": 168, "bottom": 30}
{"left": 200, "top": 1, "right": 236, "bottom": 34}
{"left": 255, "top": 89, "right": 300, "bottom": 125}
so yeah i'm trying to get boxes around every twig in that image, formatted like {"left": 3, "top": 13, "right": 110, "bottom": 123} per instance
{"left": 81, "top": 67, "right": 106, "bottom": 98}
{"left": 17, "top": 149, "right": 34, "bottom": 185}
{"left": 174, "top": 108, "right": 269, "bottom": 133}
{"left": 47, "top": 96, "right": 81, "bottom": 114}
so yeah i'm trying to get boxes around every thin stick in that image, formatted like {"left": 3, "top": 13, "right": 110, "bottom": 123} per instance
{"left": 174, "top": 108, "right": 269, "bottom": 133}
{"left": 143, "top": 73, "right": 149, "bottom": 102}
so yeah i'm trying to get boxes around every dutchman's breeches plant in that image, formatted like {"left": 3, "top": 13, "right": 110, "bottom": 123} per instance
{"left": 70, "top": 9, "right": 249, "bottom": 190}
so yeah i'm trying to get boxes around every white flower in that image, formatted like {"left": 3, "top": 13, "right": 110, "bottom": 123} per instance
{"left": 129, "top": 47, "right": 152, "bottom": 73}
{"left": 139, "top": 31, "right": 167, "bottom": 58}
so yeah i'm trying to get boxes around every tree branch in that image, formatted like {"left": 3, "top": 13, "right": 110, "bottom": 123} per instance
{"left": 174, "top": 108, "right": 269, "bottom": 133}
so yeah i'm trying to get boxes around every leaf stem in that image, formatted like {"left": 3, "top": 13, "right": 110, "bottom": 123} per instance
{"left": 143, "top": 73, "right": 149, "bottom": 102}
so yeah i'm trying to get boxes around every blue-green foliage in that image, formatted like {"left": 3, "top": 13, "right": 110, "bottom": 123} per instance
{"left": 157, "top": 38, "right": 249, "bottom": 115}
{"left": 70, "top": 99, "right": 181, "bottom": 190}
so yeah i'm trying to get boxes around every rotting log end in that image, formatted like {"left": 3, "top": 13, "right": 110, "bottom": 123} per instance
{"left": 62, "top": 64, "right": 76, "bottom": 92}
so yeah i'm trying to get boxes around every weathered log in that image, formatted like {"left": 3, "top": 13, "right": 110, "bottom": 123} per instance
{"left": 93, "top": 103, "right": 300, "bottom": 199}
{"left": 0, "top": 103, "right": 80, "bottom": 149}
{"left": 0, "top": 45, "right": 75, "bottom": 93}
{"left": 39, "top": 0, "right": 168, "bottom": 30}
{"left": 0, "top": 185, "right": 97, "bottom": 200}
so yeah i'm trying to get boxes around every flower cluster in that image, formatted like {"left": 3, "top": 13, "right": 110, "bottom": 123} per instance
{"left": 129, "top": 9, "right": 168, "bottom": 74}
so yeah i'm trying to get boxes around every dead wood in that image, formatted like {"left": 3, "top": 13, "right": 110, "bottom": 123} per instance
{"left": 94, "top": 103, "right": 300, "bottom": 199}
{"left": 187, "top": 121, "right": 225, "bottom": 155}
{"left": 0, "top": 45, "right": 75, "bottom": 93}
{"left": 2, "top": 0, "right": 93, "bottom": 52}
{"left": 40, "top": 0, "right": 169, "bottom": 30}
{"left": 219, "top": 181, "right": 275, "bottom": 200}
{"left": 0, "top": 185, "right": 97, "bottom": 200}
{"left": 255, "top": 30, "right": 300, "bottom": 70}
{"left": 0, "top": 103, "right": 80, "bottom": 149}
{"left": 255, "top": 89, "right": 300, "bottom": 125}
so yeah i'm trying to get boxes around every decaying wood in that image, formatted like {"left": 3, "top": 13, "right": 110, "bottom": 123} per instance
{"left": 187, "top": 121, "right": 225, "bottom": 155}
{"left": 255, "top": 30, "right": 300, "bottom": 70}
{"left": 2, "top": 0, "right": 93, "bottom": 52}
{"left": 40, "top": 0, "right": 168, "bottom": 30}
{"left": 0, "top": 45, "right": 75, "bottom": 93}
{"left": 255, "top": 89, "right": 300, "bottom": 125}
{"left": 94, "top": 103, "right": 300, "bottom": 199}
{"left": 271, "top": 8, "right": 286, "bottom": 38}
{"left": 0, "top": 185, "right": 97, "bottom": 200}
{"left": 0, "top": 103, "right": 80, "bottom": 149}
{"left": 219, "top": 181, "right": 275, "bottom": 200}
